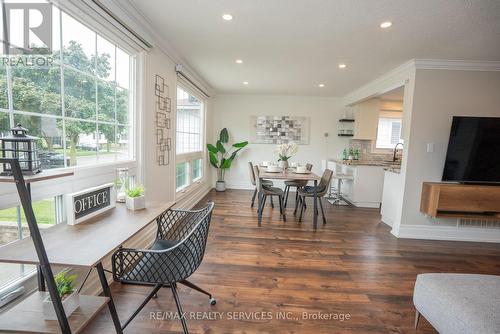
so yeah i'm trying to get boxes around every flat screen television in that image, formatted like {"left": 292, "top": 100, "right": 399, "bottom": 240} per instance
{"left": 442, "top": 116, "right": 500, "bottom": 184}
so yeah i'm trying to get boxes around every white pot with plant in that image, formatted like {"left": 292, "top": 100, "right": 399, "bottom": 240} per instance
{"left": 43, "top": 271, "right": 79, "bottom": 320}
{"left": 276, "top": 142, "right": 298, "bottom": 169}
{"left": 126, "top": 185, "right": 145, "bottom": 210}
{"left": 207, "top": 128, "right": 248, "bottom": 192}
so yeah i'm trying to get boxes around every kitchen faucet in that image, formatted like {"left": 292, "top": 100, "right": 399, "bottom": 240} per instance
{"left": 392, "top": 143, "right": 404, "bottom": 162}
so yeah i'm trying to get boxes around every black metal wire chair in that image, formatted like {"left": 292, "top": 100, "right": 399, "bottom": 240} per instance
{"left": 112, "top": 202, "right": 215, "bottom": 333}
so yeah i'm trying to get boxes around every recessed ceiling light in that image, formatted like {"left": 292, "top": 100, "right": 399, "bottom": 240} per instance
{"left": 318, "top": 83, "right": 325, "bottom": 88}
{"left": 243, "top": 81, "right": 249, "bottom": 85}
{"left": 235, "top": 59, "right": 243, "bottom": 64}
{"left": 380, "top": 21, "right": 392, "bottom": 29}
{"left": 222, "top": 14, "right": 233, "bottom": 21}
{"left": 338, "top": 63, "right": 347, "bottom": 69}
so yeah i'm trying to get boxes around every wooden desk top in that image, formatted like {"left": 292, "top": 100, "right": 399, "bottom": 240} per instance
{"left": 258, "top": 166, "right": 321, "bottom": 181}
{"left": 0, "top": 201, "right": 175, "bottom": 268}
{"left": 0, "top": 169, "right": 74, "bottom": 184}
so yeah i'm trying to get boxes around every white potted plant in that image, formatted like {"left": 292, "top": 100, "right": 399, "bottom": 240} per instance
{"left": 276, "top": 142, "right": 298, "bottom": 169}
{"left": 43, "top": 271, "right": 79, "bottom": 320}
{"left": 126, "top": 185, "right": 145, "bottom": 210}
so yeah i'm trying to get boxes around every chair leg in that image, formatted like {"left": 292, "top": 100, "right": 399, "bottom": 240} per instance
{"left": 414, "top": 310, "right": 420, "bottom": 329}
{"left": 180, "top": 280, "right": 216, "bottom": 305}
{"left": 319, "top": 197, "right": 326, "bottom": 224}
{"left": 294, "top": 191, "right": 300, "bottom": 215}
{"left": 251, "top": 188, "right": 257, "bottom": 208}
{"left": 278, "top": 195, "right": 283, "bottom": 214}
{"left": 171, "top": 283, "right": 189, "bottom": 334}
{"left": 260, "top": 195, "right": 267, "bottom": 213}
{"left": 283, "top": 186, "right": 290, "bottom": 208}
{"left": 280, "top": 196, "right": 286, "bottom": 222}
{"left": 270, "top": 196, "right": 274, "bottom": 208}
{"left": 299, "top": 196, "right": 305, "bottom": 222}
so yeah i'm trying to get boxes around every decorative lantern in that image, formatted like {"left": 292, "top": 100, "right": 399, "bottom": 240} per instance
{"left": 1, "top": 124, "right": 41, "bottom": 176}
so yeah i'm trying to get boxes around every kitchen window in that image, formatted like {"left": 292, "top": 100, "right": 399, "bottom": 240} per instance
{"left": 176, "top": 86, "right": 205, "bottom": 192}
{"left": 375, "top": 117, "right": 402, "bottom": 149}
{"left": 0, "top": 4, "right": 135, "bottom": 170}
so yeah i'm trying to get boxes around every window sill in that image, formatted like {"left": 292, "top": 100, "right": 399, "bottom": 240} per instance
{"left": 176, "top": 178, "right": 207, "bottom": 202}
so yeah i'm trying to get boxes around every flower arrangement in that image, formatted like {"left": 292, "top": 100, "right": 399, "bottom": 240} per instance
{"left": 276, "top": 142, "right": 298, "bottom": 162}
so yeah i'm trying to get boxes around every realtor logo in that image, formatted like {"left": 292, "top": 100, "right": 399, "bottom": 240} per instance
{"left": 2, "top": 3, "right": 52, "bottom": 55}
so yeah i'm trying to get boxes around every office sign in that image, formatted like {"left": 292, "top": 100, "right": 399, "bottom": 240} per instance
{"left": 65, "top": 183, "right": 116, "bottom": 225}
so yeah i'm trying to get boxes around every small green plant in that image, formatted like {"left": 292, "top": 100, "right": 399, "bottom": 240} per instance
{"left": 54, "top": 270, "right": 77, "bottom": 299}
{"left": 126, "top": 185, "right": 145, "bottom": 198}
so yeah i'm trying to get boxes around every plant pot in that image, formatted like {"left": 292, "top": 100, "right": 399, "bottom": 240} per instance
{"left": 43, "top": 291, "right": 80, "bottom": 320}
{"left": 215, "top": 181, "right": 226, "bottom": 192}
{"left": 279, "top": 160, "right": 289, "bottom": 169}
{"left": 126, "top": 195, "right": 145, "bottom": 210}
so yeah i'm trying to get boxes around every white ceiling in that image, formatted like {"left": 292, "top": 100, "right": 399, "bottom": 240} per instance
{"left": 130, "top": 0, "right": 500, "bottom": 97}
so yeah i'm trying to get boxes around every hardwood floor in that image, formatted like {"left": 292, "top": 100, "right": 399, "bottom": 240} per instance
{"left": 84, "top": 189, "right": 500, "bottom": 333}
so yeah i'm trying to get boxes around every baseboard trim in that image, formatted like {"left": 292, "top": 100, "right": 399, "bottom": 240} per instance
{"left": 394, "top": 224, "right": 500, "bottom": 243}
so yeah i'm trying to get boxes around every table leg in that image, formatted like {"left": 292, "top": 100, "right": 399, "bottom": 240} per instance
{"left": 313, "top": 180, "right": 318, "bottom": 230}
{"left": 37, "top": 265, "right": 45, "bottom": 291}
{"left": 257, "top": 177, "right": 262, "bottom": 226}
{"left": 96, "top": 262, "right": 123, "bottom": 333}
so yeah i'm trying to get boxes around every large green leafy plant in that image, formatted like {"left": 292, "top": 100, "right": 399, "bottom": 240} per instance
{"left": 207, "top": 128, "right": 248, "bottom": 181}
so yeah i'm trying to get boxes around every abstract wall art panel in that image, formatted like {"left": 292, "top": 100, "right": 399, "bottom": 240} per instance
{"left": 250, "top": 116, "right": 310, "bottom": 144}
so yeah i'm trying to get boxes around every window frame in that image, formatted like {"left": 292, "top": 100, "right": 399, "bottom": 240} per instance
{"left": 0, "top": 4, "right": 137, "bottom": 172}
{"left": 175, "top": 84, "right": 206, "bottom": 194}
{"left": 374, "top": 112, "right": 403, "bottom": 151}
{"left": 0, "top": 2, "right": 142, "bottom": 301}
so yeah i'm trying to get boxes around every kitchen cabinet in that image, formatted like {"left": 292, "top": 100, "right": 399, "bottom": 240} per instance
{"left": 353, "top": 98, "right": 379, "bottom": 140}
{"left": 380, "top": 170, "right": 403, "bottom": 227}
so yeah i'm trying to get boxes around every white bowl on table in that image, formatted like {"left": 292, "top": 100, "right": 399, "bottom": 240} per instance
{"left": 295, "top": 166, "right": 309, "bottom": 173}
{"left": 266, "top": 165, "right": 281, "bottom": 173}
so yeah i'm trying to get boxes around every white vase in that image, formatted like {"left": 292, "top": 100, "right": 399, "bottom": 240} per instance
{"left": 126, "top": 195, "right": 146, "bottom": 210}
{"left": 279, "top": 160, "right": 289, "bottom": 169}
{"left": 215, "top": 181, "right": 226, "bottom": 192}
{"left": 43, "top": 291, "right": 80, "bottom": 320}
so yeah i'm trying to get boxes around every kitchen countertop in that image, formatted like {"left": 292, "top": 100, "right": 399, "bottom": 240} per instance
{"left": 330, "top": 158, "right": 401, "bottom": 169}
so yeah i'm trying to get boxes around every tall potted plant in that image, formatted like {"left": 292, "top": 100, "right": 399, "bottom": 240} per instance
{"left": 207, "top": 128, "right": 248, "bottom": 191}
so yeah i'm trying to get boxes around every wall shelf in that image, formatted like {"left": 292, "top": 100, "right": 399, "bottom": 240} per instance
{"left": 339, "top": 119, "right": 355, "bottom": 122}
{"left": 420, "top": 182, "right": 500, "bottom": 220}
{"left": 338, "top": 133, "right": 354, "bottom": 137}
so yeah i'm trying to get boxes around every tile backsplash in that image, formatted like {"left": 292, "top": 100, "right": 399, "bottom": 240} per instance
{"left": 348, "top": 139, "right": 395, "bottom": 161}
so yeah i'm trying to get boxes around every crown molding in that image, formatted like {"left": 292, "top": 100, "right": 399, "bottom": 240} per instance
{"left": 414, "top": 59, "right": 500, "bottom": 71}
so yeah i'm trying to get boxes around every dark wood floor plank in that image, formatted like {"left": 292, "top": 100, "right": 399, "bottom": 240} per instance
{"left": 83, "top": 189, "right": 500, "bottom": 333}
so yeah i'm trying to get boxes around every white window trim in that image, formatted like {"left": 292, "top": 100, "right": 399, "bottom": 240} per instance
{"left": 374, "top": 114, "right": 403, "bottom": 152}
{"left": 175, "top": 84, "right": 206, "bottom": 197}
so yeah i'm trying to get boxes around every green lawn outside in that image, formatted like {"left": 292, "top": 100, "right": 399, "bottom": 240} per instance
{"left": 0, "top": 200, "right": 55, "bottom": 225}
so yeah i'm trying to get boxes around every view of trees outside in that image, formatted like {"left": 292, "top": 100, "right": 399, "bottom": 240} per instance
{"left": 0, "top": 5, "right": 133, "bottom": 288}
{"left": 0, "top": 8, "right": 132, "bottom": 169}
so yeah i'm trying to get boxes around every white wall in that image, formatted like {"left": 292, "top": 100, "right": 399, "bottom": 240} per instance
{"left": 213, "top": 94, "right": 349, "bottom": 189}
{"left": 396, "top": 69, "right": 500, "bottom": 242}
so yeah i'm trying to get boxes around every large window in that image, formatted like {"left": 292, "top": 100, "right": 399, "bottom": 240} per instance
{"left": 176, "top": 86, "right": 204, "bottom": 191}
{"left": 0, "top": 4, "right": 134, "bottom": 169}
{"left": 0, "top": 198, "right": 60, "bottom": 294}
{"left": 376, "top": 117, "right": 402, "bottom": 149}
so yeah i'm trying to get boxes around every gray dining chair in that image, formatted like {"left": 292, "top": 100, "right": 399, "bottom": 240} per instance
{"left": 296, "top": 169, "right": 333, "bottom": 224}
{"left": 283, "top": 163, "right": 313, "bottom": 208}
{"left": 248, "top": 162, "right": 273, "bottom": 208}
{"left": 253, "top": 165, "right": 286, "bottom": 220}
